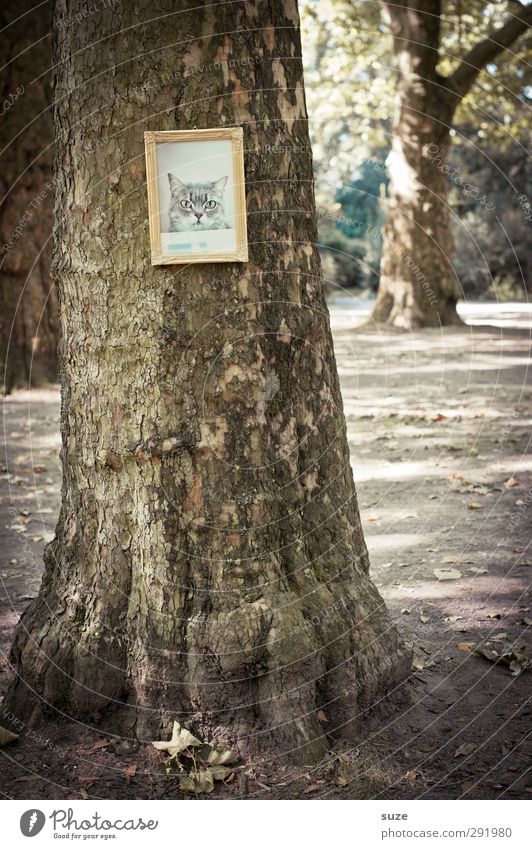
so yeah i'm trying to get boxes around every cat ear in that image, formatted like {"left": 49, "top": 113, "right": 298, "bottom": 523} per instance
{"left": 212, "top": 175, "right": 228, "bottom": 194}
{"left": 168, "top": 173, "right": 185, "bottom": 195}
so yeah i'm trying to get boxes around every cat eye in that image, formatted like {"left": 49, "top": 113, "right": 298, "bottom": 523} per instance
{"left": 204, "top": 200, "right": 217, "bottom": 209}
{"left": 180, "top": 199, "right": 192, "bottom": 209}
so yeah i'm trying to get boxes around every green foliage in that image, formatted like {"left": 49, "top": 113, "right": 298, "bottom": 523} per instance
{"left": 336, "top": 155, "right": 388, "bottom": 239}
{"left": 302, "top": 0, "right": 392, "bottom": 180}
{"left": 302, "top": 0, "right": 531, "bottom": 296}
{"left": 318, "top": 154, "right": 388, "bottom": 290}
{"left": 438, "top": 1, "right": 532, "bottom": 147}
{"left": 450, "top": 138, "right": 532, "bottom": 299}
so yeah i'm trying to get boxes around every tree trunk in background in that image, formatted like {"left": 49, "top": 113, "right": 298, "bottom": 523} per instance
{"left": 4, "top": 0, "right": 409, "bottom": 763}
{"left": 0, "top": 1, "right": 58, "bottom": 393}
{"left": 373, "top": 0, "right": 532, "bottom": 328}
{"left": 373, "top": 0, "right": 461, "bottom": 328}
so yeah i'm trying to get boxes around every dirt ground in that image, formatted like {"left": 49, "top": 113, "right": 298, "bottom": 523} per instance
{"left": 0, "top": 304, "right": 531, "bottom": 800}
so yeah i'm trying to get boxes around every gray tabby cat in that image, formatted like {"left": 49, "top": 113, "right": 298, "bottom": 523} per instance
{"left": 167, "top": 174, "right": 230, "bottom": 232}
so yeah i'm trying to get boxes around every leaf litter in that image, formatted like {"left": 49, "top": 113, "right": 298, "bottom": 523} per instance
{"left": 434, "top": 568, "right": 462, "bottom": 581}
{"left": 456, "top": 636, "right": 530, "bottom": 675}
{"left": 152, "top": 722, "right": 236, "bottom": 794}
{"left": 0, "top": 725, "right": 18, "bottom": 746}
{"left": 474, "top": 642, "right": 530, "bottom": 676}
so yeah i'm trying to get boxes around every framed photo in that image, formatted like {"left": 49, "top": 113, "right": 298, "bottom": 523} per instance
{"left": 144, "top": 127, "right": 248, "bottom": 265}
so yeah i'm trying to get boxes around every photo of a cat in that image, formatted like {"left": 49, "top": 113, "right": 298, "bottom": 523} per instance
{"left": 167, "top": 174, "right": 230, "bottom": 233}
{"left": 145, "top": 128, "right": 248, "bottom": 265}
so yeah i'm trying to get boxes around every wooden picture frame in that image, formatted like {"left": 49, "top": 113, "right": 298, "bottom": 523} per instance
{"left": 144, "top": 127, "right": 248, "bottom": 265}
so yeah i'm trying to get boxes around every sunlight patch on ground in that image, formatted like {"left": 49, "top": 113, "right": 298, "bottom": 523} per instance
{"left": 343, "top": 355, "right": 532, "bottom": 377}
{"left": 327, "top": 297, "right": 532, "bottom": 330}
{"left": 363, "top": 531, "right": 433, "bottom": 551}
{"left": 482, "top": 457, "right": 532, "bottom": 475}
{"left": 353, "top": 458, "right": 454, "bottom": 482}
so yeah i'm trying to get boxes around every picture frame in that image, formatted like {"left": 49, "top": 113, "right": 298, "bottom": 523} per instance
{"left": 144, "top": 127, "right": 248, "bottom": 265}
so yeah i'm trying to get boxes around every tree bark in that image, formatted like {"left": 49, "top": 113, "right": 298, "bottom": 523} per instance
{"left": 373, "top": 0, "right": 461, "bottom": 328}
{"left": 3, "top": 0, "right": 410, "bottom": 763}
{"left": 449, "top": 2, "right": 532, "bottom": 101}
{"left": 0, "top": 2, "right": 58, "bottom": 393}
{"left": 373, "top": 0, "right": 532, "bottom": 329}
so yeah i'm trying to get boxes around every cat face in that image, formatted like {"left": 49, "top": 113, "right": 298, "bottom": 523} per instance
{"left": 167, "top": 174, "right": 230, "bottom": 232}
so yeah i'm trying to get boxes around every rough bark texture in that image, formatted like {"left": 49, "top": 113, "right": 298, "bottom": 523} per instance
{"left": 373, "top": 0, "right": 461, "bottom": 328}
{"left": 4, "top": 0, "right": 410, "bottom": 763}
{"left": 0, "top": 2, "right": 58, "bottom": 393}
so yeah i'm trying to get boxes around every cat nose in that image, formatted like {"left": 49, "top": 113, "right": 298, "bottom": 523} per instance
{"left": 195, "top": 212, "right": 203, "bottom": 220}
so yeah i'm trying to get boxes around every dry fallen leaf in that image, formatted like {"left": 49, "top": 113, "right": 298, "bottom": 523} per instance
{"left": 0, "top": 725, "right": 18, "bottom": 747}
{"left": 125, "top": 763, "right": 137, "bottom": 778}
{"left": 474, "top": 642, "right": 530, "bottom": 676}
{"left": 316, "top": 710, "right": 328, "bottom": 723}
{"left": 152, "top": 722, "right": 202, "bottom": 757}
{"left": 441, "top": 555, "right": 472, "bottom": 565}
{"left": 434, "top": 568, "right": 462, "bottom": 581}
{"left": 454, "top": 742, "right": 476, "bottom": 758}
{"left": 412, "top": 652, "right": 435, "bottom": 670}
{"left": 461, "top": 779, "right": 475, "bottom": 795}
{"left": 197, "top": 743, "right": 236, "bottom": 766}
{"left": 504, "top": 476, "right": 519, "bottom": 488}
{"left": 153, "top": 724, "right": 237, "bottom": 794}
{"left": 179, "top": 770, "right": 215, "bottom": 794}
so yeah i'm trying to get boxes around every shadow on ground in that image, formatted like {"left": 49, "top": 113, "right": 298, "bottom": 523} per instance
{"left": 0, "top": 309, "right": 530, "bottom": 799}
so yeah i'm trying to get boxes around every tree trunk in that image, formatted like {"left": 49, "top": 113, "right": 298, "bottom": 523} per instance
{"left": 0, "top": 2, "right": 58, "bottom": 393}
{"left": 3, "top": 0, "right": 410, "bottom": 763}
{"left": 373, "top": 0, "right": 462, "bottom": 328}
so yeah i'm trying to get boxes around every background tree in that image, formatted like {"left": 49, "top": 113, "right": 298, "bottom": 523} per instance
{"left": 302, "top": 0, "right": 532, "bottom": 315}
{"left": 0, "top": 1, "right": 58, "bottom": 393}
{"left": 4, "top": 0, "right": 409, "bottom": 762}
{"left": 374, "top": 0, "right": 532, "bottom": 327}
